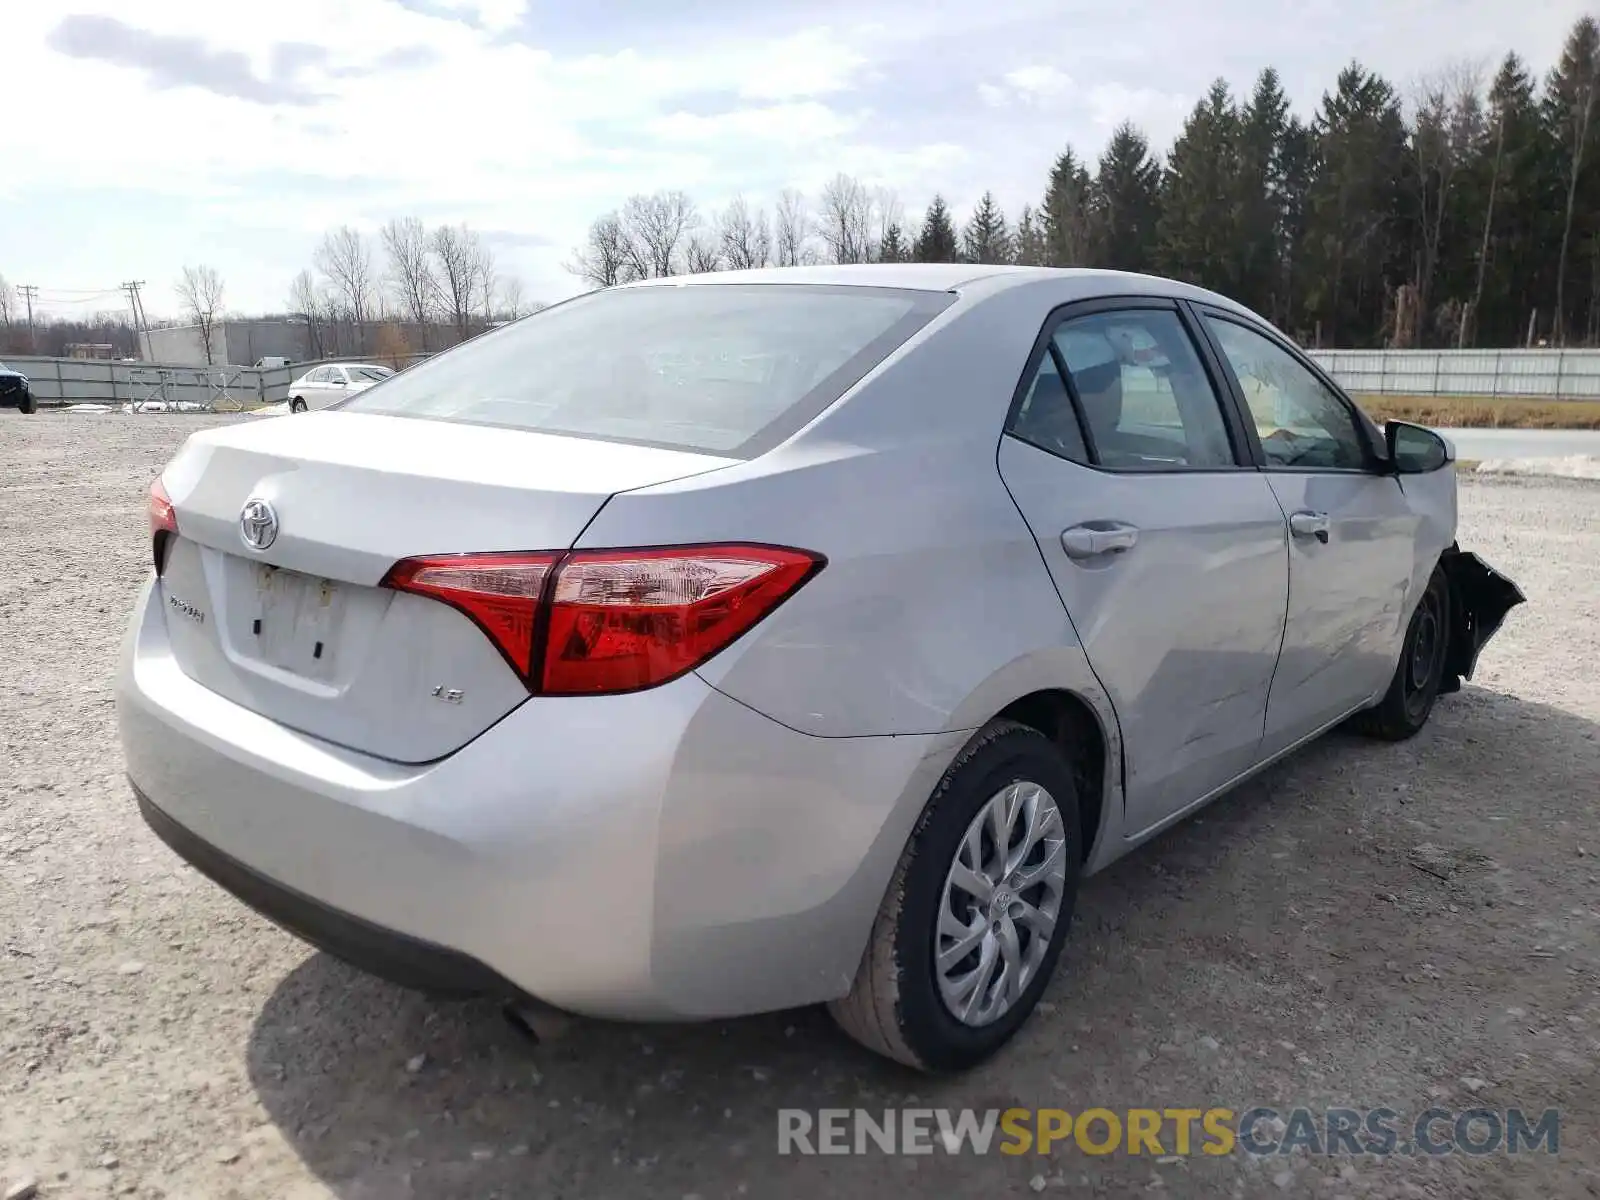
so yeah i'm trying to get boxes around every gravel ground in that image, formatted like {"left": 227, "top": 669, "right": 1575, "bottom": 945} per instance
{"left": 2, "top": 410, "right": 1598, "bottom": 1200}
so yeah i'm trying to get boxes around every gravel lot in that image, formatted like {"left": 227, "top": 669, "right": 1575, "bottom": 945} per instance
{"left": 3, "top": 410, "right": 1598, "bottom": 1200}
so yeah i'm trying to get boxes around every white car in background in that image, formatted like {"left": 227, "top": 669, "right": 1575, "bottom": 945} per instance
{"left": 285, "top": 363, "right": 394, "bottom": 413}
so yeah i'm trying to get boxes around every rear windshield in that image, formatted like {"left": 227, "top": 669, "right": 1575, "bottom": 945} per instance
{"left": 338, "top": 283, "right": 952, "bottom": 456}
{"left": 349, "top": 366, "right": 392, "bottom": 381}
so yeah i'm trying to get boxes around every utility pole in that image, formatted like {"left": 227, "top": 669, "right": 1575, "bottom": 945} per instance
{"left": 19, "top": 284, "right": 38, "bottom": 351}
{"left": 122, "top": 281, "right": 149, "bottom": 359}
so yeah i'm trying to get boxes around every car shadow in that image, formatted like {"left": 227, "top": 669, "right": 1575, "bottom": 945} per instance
{"left": 245, "top": 682, "right": 1600, "bottom": 1199}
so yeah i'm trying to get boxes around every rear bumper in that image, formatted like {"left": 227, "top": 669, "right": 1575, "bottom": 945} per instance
{"left": 117, "top": 576, "right": 964, "bottom": 1020}
{"left": 135, "top": 784, "right": 520, "bottom": 999}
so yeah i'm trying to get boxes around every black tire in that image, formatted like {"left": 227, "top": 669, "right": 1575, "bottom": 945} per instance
{"left": 829, "top": 720, "right": 1082, "bottom": 1072}
{"left": 18, "top": 388, "right": 37, "bottom": 415}
{"left": 289, "top": 397, "right": 307, "bottom": 413}
{"left": 1353, "top": 565, "right": 1452, "bottom": 741}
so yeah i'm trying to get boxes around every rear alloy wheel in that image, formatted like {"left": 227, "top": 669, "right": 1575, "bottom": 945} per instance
{"left": 1354, "top": 565, "right": 1451, "bottom": 741}
{"left": 289, "top": 397, "right": 307, "bottom": 413}
{"left": 829, "top": 720, "right": 1081, "bottom": 1072}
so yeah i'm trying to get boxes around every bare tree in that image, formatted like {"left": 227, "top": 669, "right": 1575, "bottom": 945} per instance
{"left": 1552, "top": 17, "right": 1600, "bottom": 344}
{"left": 566, "top": 212, "right": 635, "bottom": 289}
{"left": 380, "top": 217, "right": 439, "bottom": 349}
{"left": 315, "top": 226, "right": 377, "bottom": 351}
{"left": 431, "top": 223, "right": 483, "bottom": 340}
{"left": 718, "top": 195, "right": 772, "bottom": 270}
{"left": 873, "top": 187, "right": 904, "bottom": 255}
{"left": 774, "top": 188, "right": 809, "bottom": 266}
{"left": 0, "top": 274, "right": 15, "bottom": 326}
{"left": 174, "top": 265, "right": 226, "bottom": 365}
{"left": 500, "top": 277, "right": 528, "bottom": 318}
{"left": 818, "top": 174, "right": 876, "bottom": 265}
{"left": 622, "top": 191, "right": 698, "bottom": 277}
{"left": 685, "top": 233, "right": 723, "bottom": 274}
{"left": 288, "top": 269, "right": 326, "bottom": 359}
{"left": 476, "top": 242, "right": 498, "bottom": 326}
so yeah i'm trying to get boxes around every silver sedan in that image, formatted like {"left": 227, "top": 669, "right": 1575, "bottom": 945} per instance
{"left": 118, "top": 265, "right": 1522, "bottom": 1072}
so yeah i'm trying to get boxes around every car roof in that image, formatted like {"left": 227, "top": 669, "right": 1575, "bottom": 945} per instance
{"left": 617, "top": 263, "right": 1261, "bottom": 319}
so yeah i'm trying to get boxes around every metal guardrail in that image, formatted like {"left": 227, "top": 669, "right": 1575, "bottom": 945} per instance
{"left": 6, "top": 353, "right": 434, "bottom": 409}
{"left": 1306, "top": 349, "right": 1600, "bottom": 399}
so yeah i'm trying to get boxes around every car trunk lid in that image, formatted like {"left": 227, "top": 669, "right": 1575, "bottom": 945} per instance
{"left": 154, "top": 412, "right": 734, "bottom": 762}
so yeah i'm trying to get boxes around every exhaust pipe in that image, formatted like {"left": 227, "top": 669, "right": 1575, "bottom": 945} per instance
{"left": 502, "top": 997, "right": 576, "bottom": 1044}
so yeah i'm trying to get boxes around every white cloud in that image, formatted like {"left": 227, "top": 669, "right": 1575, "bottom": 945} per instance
{"left": 431, "top": 0, "right": 529, "bottom": 34}
{"left": 1003, "top": 65, "right": 1072, "bottom": 101}
{"left": 979, "top": 64, "right": 1073, "bottom": 108}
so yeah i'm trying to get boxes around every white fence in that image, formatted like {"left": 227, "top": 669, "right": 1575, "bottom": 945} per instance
{"left": 6, "top": 355, "right": 431, "bottom": 409}
{"left": 1306, "top": 348, "right": 1600, "bottom": 399}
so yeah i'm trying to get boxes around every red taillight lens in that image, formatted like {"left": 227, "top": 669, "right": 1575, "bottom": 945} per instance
{"left": 381, "top": 544, "right": 822, "bottom": 694}
{"left": 382, "top": 553, "right": 559, "bottom": 678}
{"left": 149, "top": 478, "right": 178, "bottom": 536}
{"left": 149, "top": 478, "right": 178, "bottom": 573}
{"left": 542, "top": 545, "right": 822, "bottom": 694}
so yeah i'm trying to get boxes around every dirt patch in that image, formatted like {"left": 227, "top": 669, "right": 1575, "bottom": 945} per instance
{"left": 2, "top": 411, "right": 1598, "bottom": 1199}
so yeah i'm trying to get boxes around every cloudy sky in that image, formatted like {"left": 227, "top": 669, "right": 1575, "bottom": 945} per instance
{"left": 0, "top": 0, "right": 1590, "bottom": 319}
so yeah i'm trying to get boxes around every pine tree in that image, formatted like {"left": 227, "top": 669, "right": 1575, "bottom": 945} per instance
{"left": 877, "top": 223, "right": 910, "bottom": 263}
{"left": 1091, "top": 123, "right": 1163, "bottom": 271}
{"left": 1275, "top": 116, "right": 1316, "bottom": 335}
{"left": 1238, "top": 68, "right": 1292, "bottom": 317}
{"left": 1463, "top": 54, "right": 1543, "bottom": 345}
{"left": 1043, "top": 148, "right": 1094, "bottom": 265}
{"left": 1156, "top": 78, "right": 1242, "bottom": 292}
{"left": 1302, "top": 63, "right": 1409, "bottom": 346}
{"left": 962, "top": 191, "right": 1013, "bottom": 263}
{"left": 914, "top": 195, "right": 960, "bottom": 262}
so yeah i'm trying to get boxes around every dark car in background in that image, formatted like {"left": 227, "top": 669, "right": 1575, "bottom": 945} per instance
{"left": 1, "top": 361, "right": 36, "bottom": 413}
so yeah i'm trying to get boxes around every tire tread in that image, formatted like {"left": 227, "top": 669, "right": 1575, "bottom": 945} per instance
{"left": 828, "top": 719, "right": 1047, "bottom": 1070}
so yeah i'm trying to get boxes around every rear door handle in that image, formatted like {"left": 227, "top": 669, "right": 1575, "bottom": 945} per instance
{"left": 1061, "top": 522, "right": 1140, "bottom": 560}
{"left": 1288, "top": 511, "right": 1331, "bottom": 543}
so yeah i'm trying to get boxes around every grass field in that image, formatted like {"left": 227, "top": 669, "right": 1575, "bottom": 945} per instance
{"left": 1352, "top": 393, "right": 1600, "bottom": 429}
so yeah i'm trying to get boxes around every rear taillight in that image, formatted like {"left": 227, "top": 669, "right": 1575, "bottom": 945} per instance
{"left": 383, "top": 544, "right": 823, "bottom": 694}
{"left": 381, "top": 553, "right": 559, "bottom": 677}
{"left": 149, "top": 478, "right": 178, "bottom": 573}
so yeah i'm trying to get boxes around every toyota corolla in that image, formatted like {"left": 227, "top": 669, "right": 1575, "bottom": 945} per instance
{"left": 118, "top": 264, "right": 1523, "bottom": 1072}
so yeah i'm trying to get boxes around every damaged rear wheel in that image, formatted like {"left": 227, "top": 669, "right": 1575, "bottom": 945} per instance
{"left": 1354, "top": 565, "right": 1451, "bottom": 741}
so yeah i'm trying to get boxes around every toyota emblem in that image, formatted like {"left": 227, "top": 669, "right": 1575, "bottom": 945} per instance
{"left": 239, "top": 497, "right": 279, "bottom": 551}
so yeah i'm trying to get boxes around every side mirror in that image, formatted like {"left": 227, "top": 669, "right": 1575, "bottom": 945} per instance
{"left": 1385, "top": 420, "right": 1452, "bottom": 474}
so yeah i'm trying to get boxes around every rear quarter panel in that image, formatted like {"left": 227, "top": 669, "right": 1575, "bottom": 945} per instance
{"left": 576, "top": 278, "right": 1118, "bottom": 743}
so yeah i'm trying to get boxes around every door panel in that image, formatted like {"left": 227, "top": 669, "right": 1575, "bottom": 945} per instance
{"left": 1258, "top": 472, "right": 1418, "bottom": 753}
{"left": 1193, "top": 311, "right": 1422, "bottom": 753}
{"left": 1001, "top": 440, "right": 1289, "bottom": 831}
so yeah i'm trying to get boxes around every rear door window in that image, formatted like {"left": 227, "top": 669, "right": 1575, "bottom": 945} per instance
{"left": 1008, "top": 308, "right": 1239, "bottom": 471}
{"left": 339, "top": 284, "right": 952, "bottom": 457}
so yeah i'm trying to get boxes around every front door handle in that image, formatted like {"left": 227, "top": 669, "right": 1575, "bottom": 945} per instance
{"left": 1288, "top": 510, "right": 1331, "bottom": 544}
{"left": 1061, "top": 522, "right": 1140, "bottom": 560}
